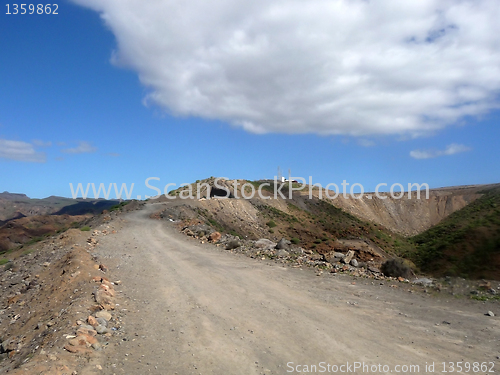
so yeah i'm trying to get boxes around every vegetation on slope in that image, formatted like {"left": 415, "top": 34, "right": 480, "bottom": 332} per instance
{"left": 255, "top": 196, "right": 415, "bottom": 258}
{"left": 410, "top": 186, "right": 500, "bottom": 279}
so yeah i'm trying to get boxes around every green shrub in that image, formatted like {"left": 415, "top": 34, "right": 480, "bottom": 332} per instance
{"left": 471, "top": 295, "right": 500, "bottom": 301}
{"left": 266, "top": 220, "right": 277, "bottom": 228}
{"left": 314, "top": 239, "right": 322, "bottom": 244}
{"left": 291, "top": 237, "right": 300, "bottom": 244}
{"left": 381, "top": 258, "right": 412, "bottom": 278}
{"left": 109, "top": 201, "right": 130, "bottom": 211}
{"left": 81, "top": 226, "right": 91, "bottom": 232}
{"left": 0, "top": 258, "right": 8, "bottom": 266}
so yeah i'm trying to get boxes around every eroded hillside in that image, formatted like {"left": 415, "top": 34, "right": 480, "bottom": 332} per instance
{"left": 167, "top": 179, "right": 498, "bottom": 236}
{"left": 322, "top": 185, "right": 495, "bottom": 236}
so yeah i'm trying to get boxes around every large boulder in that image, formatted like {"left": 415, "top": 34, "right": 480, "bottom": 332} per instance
{"left": 412, "top": 278, "right": 433, "bottom": 287}
{"left": 255, "top": 239, "right": 276, "bottom": 249}
{"left": 275, "top": 238, "right": 291, "bottom": 250}
{"left": 324, "top": 252, "right": 345, "bottom": 264}
{"left": 1, "top": 339, "right": 15, "bottom": 353}
{"left": 209, "top": 232, "right": 222, "bottom": 243}
{"left": 277, "top": 249, "right": 290, "bottom": 258}
{"left": 225, "top": 240, "right": 241, "bottom": 250}
{"left": 190, "top": 224, "right": 213, "bottom": 237}
{"left": 309, "top": 253, "right": 323, "bottom": 261}
{"left": 342, "top": 250, "right": 355, "bottom": 264}
{"left": 181, "top": 227, "right": 195, "bottom": 237}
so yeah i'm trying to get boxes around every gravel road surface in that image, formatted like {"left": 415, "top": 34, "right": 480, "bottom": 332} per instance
{"left": 93, "top": 204, "right": 499, "bottom": 374}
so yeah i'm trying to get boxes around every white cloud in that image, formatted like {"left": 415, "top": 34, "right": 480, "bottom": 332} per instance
{"left": 72, "top": 0, "right": 500, "bottom": 136}
{"left": 0, "top": 139, "right": 46, "bottom": 162}
{"left": 357, "top": 139, "right": 375, "bottom": 147}
{"left": 410, "top": 143, "right": 471, "bottom": 159}
{"left": 442, "top": 143, "right": 472, "bottom": 156}
{"left": 32, "top": 139, "right": 52, "bottom": 147}
{"left": 62, "top": 141, "right": 97, "bottom": 154}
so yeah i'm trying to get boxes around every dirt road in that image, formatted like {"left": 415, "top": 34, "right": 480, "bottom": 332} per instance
{"left": 94, "top": 204, "right": 499, "bottom": 374}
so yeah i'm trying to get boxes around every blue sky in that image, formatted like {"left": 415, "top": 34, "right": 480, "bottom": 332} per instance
{"left": 1, "top": 1, "right": 499, "bottom": 199}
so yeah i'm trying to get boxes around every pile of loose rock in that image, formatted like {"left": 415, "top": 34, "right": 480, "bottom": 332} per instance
{"left": 178, "top": 223, "right": 399, "bottom": 279}
{"left": 64, "top": 270, "right": 118, "bottom": 354}
{"left": 178, "top": 222, "right": 500, "bottom": 296}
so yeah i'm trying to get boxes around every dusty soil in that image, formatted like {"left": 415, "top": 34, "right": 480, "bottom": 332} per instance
{"left": 88, "top": 203, "right": 499, "bottom": 374}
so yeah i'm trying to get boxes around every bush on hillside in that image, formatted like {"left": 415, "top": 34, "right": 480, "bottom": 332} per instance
{"left": 381, "top": 258, "right": 412, "bottom": 279}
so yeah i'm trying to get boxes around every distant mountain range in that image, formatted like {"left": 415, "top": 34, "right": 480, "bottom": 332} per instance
{"left": 0, "top": 191, "right": 119, "bottom": 224}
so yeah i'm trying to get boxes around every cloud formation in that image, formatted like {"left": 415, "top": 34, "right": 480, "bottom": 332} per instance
{"left": 73, "top": 0, "right": 500, "bottom": 136}
{"left": 410, "top": 143, "right": 471, "bottom": 159}
{"left": 62, "top": 141, "right": 97, "bottom": 154}
{"left": 0, "top": 139, "right": 46, "bottom": 162}
{"left": 32, "top": 139, "right": 52, "bottom": 147}
{"left": 357, "top": 139, "right": 375, "bottom": 147}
